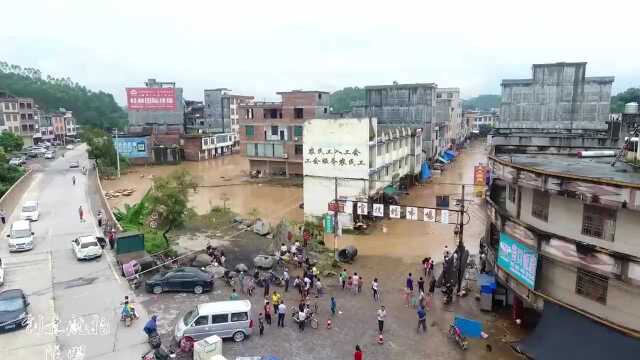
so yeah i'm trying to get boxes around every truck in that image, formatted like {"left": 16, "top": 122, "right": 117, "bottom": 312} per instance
{"left": 115, "top": 232, "right": 155, "bottom": 275}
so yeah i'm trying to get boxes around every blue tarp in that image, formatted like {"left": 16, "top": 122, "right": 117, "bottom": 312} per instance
{"left": 454, "top": 315, "right": 483, "bottom": 338}
{"left": 478, "top": 273, "right": 496, "bottom": 294}
{"left": 419, "top": 161, "right": 431, "bottom": 182}
{"left": 437, "top": 156, "right": 449, "bottom": 164}
{"left": 442, "top": 152, "right": 454, "bottom": 161}
{"left": 445, "top": 150, "right": 457, "bottom": 158}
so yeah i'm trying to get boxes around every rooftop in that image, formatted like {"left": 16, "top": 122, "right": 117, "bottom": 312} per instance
{"left": 493, "top": 153, "right": 640, "bottom": 187}
{"left": 276, "top": 90, "right": 330, "bottom": 95}
{"left": 365, "top": 82, "right": 436, "bottom": 90}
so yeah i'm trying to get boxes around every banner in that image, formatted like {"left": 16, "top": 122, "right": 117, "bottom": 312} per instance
{"left": 323, "top": 214, "right": 334, "bottom": 234}
{"left": 344, "top": 201, "right": 353, "bottom": 214}
{"left": 406, "top": 207, "right": 418, "bottom": 220}
{"left": 440, "top": 210, "right": 450, "bottom": 224}
{"left": 498, "top": 232, "right": 538, "bottom": 289}
{"left": 356, "top": 202, "right": 368, "bottom": 215}
{"left": 474, "top": 165, "right": 486, "bottom": 186}
{"left": 126, "top": 87, "right": 177, "bottom": 111}
{"left": 423, "top": 208, "right": 435, "bottom": 222}
{"left": 372, "top": 203, "right": 384, "bottom": 217}
{"left": 389, "top": 205, "right": 401, "bottom": 218}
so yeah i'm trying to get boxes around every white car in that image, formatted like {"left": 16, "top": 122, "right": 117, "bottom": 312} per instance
{"left": 72, "top": 235, "right": 103, "bottom": 260}
{"left": 44, "top": 152, "right": 54, "bottom": 159}
{"left": 7, "top": 220, "right": 34, "bottom": 252}
{"left": 65, "top": 144, "right": 74, "bottom": 150}
{"left": 20, "top": 201, "right": 39, "bottom": 221}
{"left": 9, "top": 158, "right": 24, "bottom": 166}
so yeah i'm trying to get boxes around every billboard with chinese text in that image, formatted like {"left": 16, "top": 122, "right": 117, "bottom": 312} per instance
{"left": 303, "top": 118, "right": 370, "bottom": 179}
{"left": 498, "top": 232, "right": 538, "bottom": 289}
{"left": 126, "top": 87, "right": 177, "bottom": 111}
{"left": 113, "top": 137, "right": 149, "bottom": 158}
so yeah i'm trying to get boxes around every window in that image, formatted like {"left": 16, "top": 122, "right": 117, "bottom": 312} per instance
{"left": 26, "top": 103, "right": 32, "bottom": 109}
{"left": 318, "top": 93, "right": 322, "bottom": 100}
{"left": 531, "top": 190, "right": 550, "bottom": 222}
{"left": 377, "top": 145, "right": 382, "bottom": 156}
{"left": 507, "top": 184, "right": 516, "bottom": 203}
{"left": 245, "top": 125, "right": 254, "bottom": 137}
{"left": 385, "top": 166, "right": 389, "bottom": 176}
{"left": 271, "top": 126, "right": 278, "bottom": 136}
{"left": 576, "top": 268, "right": 608, "bottom": 304}
{"left": 211, "top": 314, "right": 229, "bottom": 324}
{"left": 294, "top": 126, "right": 303, "bottom": 137}
{"left": 20, "top": 114, "right": 26, "bottom": 120}
{"left": 295, "top": 144, "right": 303, "bottom": 155}
{"left": 294, "top": 108, "right": 304, "bottom": 119}
{"left": 581, "top": 205, "right": 616, "bottom": 241}
{"left": 323, "top": 107, "right": 328, "bottom": 114}
{"left": 193, "top": 315, "right": 209, "bottom": 326}
{"left": 385, "top": 143, "right": 390, "bottom": 153}
{"left": 231, "top": 312, "right": 248, "bottom": 322}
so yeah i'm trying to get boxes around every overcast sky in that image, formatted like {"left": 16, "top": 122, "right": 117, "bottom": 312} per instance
{"left": 2, "top": 0, "right": 638, "bottom": 104}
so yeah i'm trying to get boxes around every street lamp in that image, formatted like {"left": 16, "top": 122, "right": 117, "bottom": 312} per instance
{"left": 114, "top": 128, "right": 121, "bottom": 178}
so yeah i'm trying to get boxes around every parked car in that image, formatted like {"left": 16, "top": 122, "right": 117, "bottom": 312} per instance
{"left": 32, "top": 147, "right": 47, "bottom": 155}
{"left": 27, "top": 151, "right": 38, "bottom": 158}
{"left": 8, "top": 157, "right": 25, "bottom": 166}
{"left": 174, "top": 300, "right": 252, "bottom": 343}
{"left": 65, "top": 144, "right": 74, "bottom": 150}
{"left": 6, "top": 220, "right": 34, "bottom": 252}
{"left": 0, "top": 289, "right": 30, "bottom": 331}
{"left": 145, "top": 267, "right": 214, "bottom": 295}
{"left": 20, "top": 201, "right": 39, "bottom": 221}
{"left": 69, "top": 161, "right": 79, "bottom": 168}
{"left": 71, "top": 235, "right": 103, "bottom": 260}
{"left": 44, "top": 152, "right": 54, "bottom": 159}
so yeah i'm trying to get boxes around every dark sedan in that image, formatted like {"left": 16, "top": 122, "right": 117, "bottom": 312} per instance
{"left": 145, "top": 267, "right": 214, "bottom": 295}
{"left": 0, "top": 289, "right": 30, "bottom": 332}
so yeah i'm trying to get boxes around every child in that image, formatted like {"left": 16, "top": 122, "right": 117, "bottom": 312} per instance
{"left": 347, "top": 276, "right": 353, "bottom": 291}
{"left": 330, "top": 296, "right": 337, "bottom": 316}
{"left": 258, "top": 313, "right": 265, "bottom": 336}
{"left": 358, "top": 276, "right": 363, "bottom": 294}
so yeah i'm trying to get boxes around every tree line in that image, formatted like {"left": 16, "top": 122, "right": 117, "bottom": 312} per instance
{"left": 0, "top": 61, "right": 126, "bottom": 129}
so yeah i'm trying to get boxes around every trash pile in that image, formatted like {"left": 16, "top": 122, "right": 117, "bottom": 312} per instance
{"left": 104, "top": 188, "right": 136, "bottom": 198}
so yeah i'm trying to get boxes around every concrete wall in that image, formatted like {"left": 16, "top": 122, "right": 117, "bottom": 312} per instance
{"left": 518, "top": 187, "right": 640, "bottom": 258}
{"left": 0, "top": 169, "right": 33, "bottom": 222}
{"left": 500, "top": 63, "right": 613, "bottom": 130}
{"left": 303, "top": 176, "right": 368, "bottom": 220}
{"left": 539, "top": 257, "right": 640, "bottom": 331}
{"left": 128, "top": 88, "right": 184, "bottom": 127}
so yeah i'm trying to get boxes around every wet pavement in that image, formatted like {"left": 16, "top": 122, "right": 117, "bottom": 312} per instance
{"left": 125, "top": 140, "right": 522, "bottom": 359}
{"left": 103, "top": 154, "right": 303, "bottom": 224}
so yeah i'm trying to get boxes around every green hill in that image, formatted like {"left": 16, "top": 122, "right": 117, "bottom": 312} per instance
{"left": 0, "top": 61, "right": 126, "bottom": 129}
{"left": 330, "top": 87, "right": 366, "bottom": 113}
{"left": 462, "top": 94, "right": 501, "bottom": 111}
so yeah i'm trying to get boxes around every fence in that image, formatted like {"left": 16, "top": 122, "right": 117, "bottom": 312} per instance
{"left": 0, "top": 169, "right": 34, "bottom": 220}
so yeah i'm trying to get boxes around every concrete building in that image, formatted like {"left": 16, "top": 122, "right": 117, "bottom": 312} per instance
{"left": 463, "top": 110, "right": 499, "bottom": 134}
{"left": 182, "top": 132, "right": 234, "bottom": 161}
{"left": 184, "top": 100, "right": 205, "bottom": 133}
{"left": 352, "top": 83, "right": 437, "bottom": 158}
{"left": 303, "top": 117, "right": 423, "bottom": 224}
{"left": 37, "top": 113, "right": 56, "bottom": 143}
{"left": 0, "top": 92, "right": 37, "bottom": 145}
{"left": 436, "top": 88, "right": 464, "bottom": 149}
{"left": 500, "top": 62, "right": 613, "bottom": 130}
{"left": 127, "top": 79, "right": 184, "bottom": 129}
{"left": 239, "top": 90, "right": 330, "bottom": 177}
{"left": 0, "top": 94, "right": 20, "bottom": 134}
{"left": 201, "top": 89, "right": 254, "bottom": 144}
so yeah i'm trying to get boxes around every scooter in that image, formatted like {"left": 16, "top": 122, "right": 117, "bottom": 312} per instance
{"left": 448, "top": 323, "right": 468, "bottom": 350}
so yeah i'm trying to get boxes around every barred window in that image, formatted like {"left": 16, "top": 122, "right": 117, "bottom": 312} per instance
{"left": 507, "top": 184, "right": 516, "bottom": 203}
{"left": 576, "top": 268, "right": 608, "bottom": 304}
{"left": 531, "top": 190, "right": 550, "bottom": 222}
{"left": 581, "top": 205, "right": 616, "bottom": 241}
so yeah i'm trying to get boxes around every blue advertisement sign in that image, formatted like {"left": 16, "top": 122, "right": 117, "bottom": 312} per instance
{"left": 497, "top": 232, "right": 538, "bottom": 289}
{"left": 114, "top": 137, "right": 148, "bottom": 158}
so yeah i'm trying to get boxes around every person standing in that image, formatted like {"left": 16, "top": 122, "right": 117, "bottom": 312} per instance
{"left": 298, "top": 310, "right": 306, "bottom": 332}
{"left": 358, "top": 276, "right": 363, "bottom": 294}
{"left": 258, "top": 313, "right": 265, "bottom": 336}
{"left": 339, "top": 269, "right": 348, "bottom": 289}
{"left": 78, "top": 205, "right": 84, "bottom": 222}
{"left": 283, "top": 268, "right": 290, "bottom": 293}
{"left": 371, "top": 278, "right": 380, "bottom": 302}
{"left": 238, "top": 271, "right": 245, "bottom": 294}
{"left": 264, "top": 277, "right": 270, "bottom": 298}
{"left": 352, "top": 273, "right": 360, "bottom": 295}
{"left": 277, "top": 302, "right": 287, "bottom": 327}
{"left": 0, "top": 209, "right": 6, "bottom": 225}
{"left": 315, "top": 278, "right": 323, "bottom": 297}
{"left": 418, "top": 277, "right": 425, "bottom": 294}
{"left": 417, "top": 305, "right": 427, "bottom": 333}
{"left": 271, "top": 291, "right": 281, "bottom": 314}
{"left": 230, "top": 288, "right": 239, "bottom": 300}
{"left": 330, "top": 296, "right": 337, "bottom": 316}
{"left": 72, "top": 176, "right": 76, "bottom": 186}
{"left": 97, "top": 210, "right": 103, "bottom": 228}
{"left": 406, "top": 273, "right": 414, "bottom": 292}
{"left": 354, "top": 345, "right": 363, "bottom": 360}
{"left": 264, "top": 301, "right": 272, "bottom": 326}
{"left": 294, "top": 276, "right": 302, "bottom": 296}
{"left": 377, "top": 306, "right": 386, "bottom": 334}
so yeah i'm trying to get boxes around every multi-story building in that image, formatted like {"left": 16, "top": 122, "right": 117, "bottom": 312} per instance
{"left": 37, "top": 113, "right": 55, "bottom": 144}
{"left": 303, "top": 117, "right": 423, "bottom": 224}
{"left": 435, "top": 88, "right": 463, "bottom": 150}
{"left": 500, "top": 62, "right": 613, "bottom": 130}
{"left": 0, "top": 94, "right": 20, "bottom": 134}
{"left": 127, "top": 79, "right": 184, "bottom": 130}
{"left": 200, "top": 89, "right": 254, "bottom": 145}
{"left": 63, "top": 110, "right": 77, "bottom": 138}
{"left": 52, "top": 112, "right": 66, "bottom": 144}
{"left": 352, "top": 83, "right": 437, "bottom": 158}
{"left": 239, "top": 90, "right": 330, "bottom": 177}
{"left": 0, "top": 92, "right": 37, "bottom": 145}
{"left": 463, "top": 110, "right": 499, "bottom": 134}
{"left": 183, "top": 100, "right": 205, "bottom": 132}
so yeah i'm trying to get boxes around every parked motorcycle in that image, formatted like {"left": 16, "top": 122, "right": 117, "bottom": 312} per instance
{"left": 448, "top": 323, "right": 468, "bottom": 350}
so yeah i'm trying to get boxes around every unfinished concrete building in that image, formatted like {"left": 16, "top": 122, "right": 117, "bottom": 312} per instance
{"left": 500, "top": 62, "right": 613, "bottom": 130}
{"left": 353, "top": 83, "right": 437, "bottom": 158}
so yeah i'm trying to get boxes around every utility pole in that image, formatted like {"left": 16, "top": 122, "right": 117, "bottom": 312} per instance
{"left": 456, "top": 184, "right": 466, "bottom": 293}
{"left": 115, "top": 129, "right": 121, "bottom": 178}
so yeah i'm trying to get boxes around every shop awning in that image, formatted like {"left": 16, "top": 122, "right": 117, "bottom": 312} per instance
{"left": 445, "top": 149, "right": 457, "bottom": 158}
{"left": 383, "top": 185, "right": 397, "bottom": 195}
{"left": 514, "top": 301, "right": 640, "bottom": 360}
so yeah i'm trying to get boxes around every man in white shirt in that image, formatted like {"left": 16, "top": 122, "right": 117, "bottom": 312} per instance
{"left": 352, "top": 273, "right": 360, "bottom": 294}
{"left": 377, "top": 306, "right": 386, "bottom": 334}
{"left": 277, "top": 302, "right": 287, "bottom": 327}
{"left": 298, "top": 310, "right": 306, "bottom": 331}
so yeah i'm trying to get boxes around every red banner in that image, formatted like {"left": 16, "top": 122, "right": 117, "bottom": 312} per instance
{"left": 474, "top": 165, "right": 486, "bottom": 186}
{"left": 126, "top": 87, "right": 177, "bottom": 111}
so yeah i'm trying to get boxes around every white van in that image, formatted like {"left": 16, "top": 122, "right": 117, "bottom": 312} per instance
{"left": 175, "top": 300, "right": 253, "bottom": 343}
{"left": 20, "top": 201, "right": 40, "bottom": 221}
{"left": 7, "top": 220, "right": 34, "bottom": 252}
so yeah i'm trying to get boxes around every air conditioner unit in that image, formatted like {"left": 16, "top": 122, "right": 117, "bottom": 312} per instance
{"left": 294, "top": 137, "right": 299, "bottom": 141}
{"left": 282, "top": 154, "right": 288, "bottom": 159}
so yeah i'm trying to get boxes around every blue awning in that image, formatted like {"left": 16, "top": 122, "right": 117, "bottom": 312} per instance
{"left": 437, "top": 156, "right": 449, "bottom": 164}
{"left": 445, "top": 150, "right": 457, "bottom": 158}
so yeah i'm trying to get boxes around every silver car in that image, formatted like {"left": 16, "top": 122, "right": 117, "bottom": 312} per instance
{"left": 175, "top": 300, "right": 253, "bottom": 343}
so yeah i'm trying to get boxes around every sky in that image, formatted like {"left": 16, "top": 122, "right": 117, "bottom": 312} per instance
{"left": 2, "top": 0, "right": 639, "bottom": 105}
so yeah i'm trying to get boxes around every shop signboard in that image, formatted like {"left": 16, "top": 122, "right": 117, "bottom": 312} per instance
{"left": 126, "top": 87, "right": 177, "bottom": 111}
{"left": 113, "top": 137, "right": 149, "bottom": 158}
{"left": 497, "top": 232, "right": 538, "bottom": 289}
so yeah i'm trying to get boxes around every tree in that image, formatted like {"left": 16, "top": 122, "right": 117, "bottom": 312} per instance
{"left": 0, "top": 147, "right": 25, "bottom": 197}
{"left": 329, "top": 87, "right": 366, "bottom": 113}
{"left": 81, "top": 128, "right": 128, "bottom": 175}
{"left": 0, "top": 132, "right": 24, "bottom": 153}
{"left": 611, "top": 87, "right": 640, "bottom": 113}
{"left": 146, "top": 170, "right": 197, "bottom": 246}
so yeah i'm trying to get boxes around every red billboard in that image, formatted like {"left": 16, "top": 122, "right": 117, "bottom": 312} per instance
{"left": 126, "top": 87, "right": 177, "bottom": 111}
